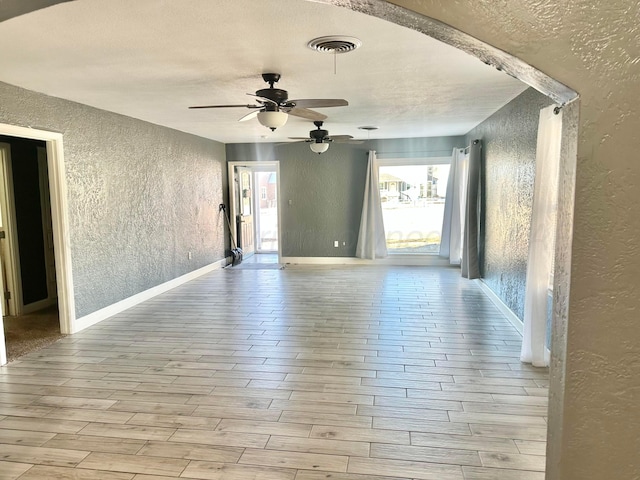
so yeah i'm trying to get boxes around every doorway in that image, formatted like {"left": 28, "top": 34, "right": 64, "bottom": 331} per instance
{"left": 254, "top": 170, "right": 279, "bottom": 253}
{"left": 228, "top": 161, "right": 281, "bottom": 262}
{"left": 0, "top": 124, "right": 75, "bottom": 366}
{"left": 0, "top": 137, "right": 62, "bottom": 362}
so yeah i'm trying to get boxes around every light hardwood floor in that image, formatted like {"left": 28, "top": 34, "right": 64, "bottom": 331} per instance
{"left": 0, "top": 264, "right": 548, "bottom": 480}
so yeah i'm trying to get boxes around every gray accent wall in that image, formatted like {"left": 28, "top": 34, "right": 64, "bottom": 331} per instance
{"left": 226, "top": 136, "right": 464, "bottom": 257}
{"left": 0, "top": 81, "right": 227, "bottom": 318}
{"left": 466, "top": 87, "right": 554, "bottom": 320}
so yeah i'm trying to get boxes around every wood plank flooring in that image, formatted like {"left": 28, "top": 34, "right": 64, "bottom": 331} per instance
{"left": 0, "top": 264, "right": 549, "bottom": 479}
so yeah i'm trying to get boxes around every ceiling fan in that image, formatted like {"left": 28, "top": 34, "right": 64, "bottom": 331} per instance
{"left": 289, "top": 120, "right": 360, "bottom": 154}
{"left": 189, "top": 73, "right": 348, "bottom": 131}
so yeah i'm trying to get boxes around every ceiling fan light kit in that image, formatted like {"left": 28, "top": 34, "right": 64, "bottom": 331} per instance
{"left": 289, "top": 121, "right": 357, "bottom": 154}
{"left": 310, "top": 142, "right": 330, "bottom": 154}
{"left": 257, "top": 110, "right": 288, "bottom": 130}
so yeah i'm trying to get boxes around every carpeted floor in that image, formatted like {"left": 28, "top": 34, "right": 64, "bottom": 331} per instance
{"left": 3, "top": 305, "right": 65, "bottom": 363}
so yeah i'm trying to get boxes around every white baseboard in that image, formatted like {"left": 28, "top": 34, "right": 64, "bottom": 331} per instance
{"left": 475, "top": 279, "right": 524, "bottom": 335}
{"left": 22, "top": 297, "right": 57, "bottom": 315}
{"left": 73, "top": 259, "right": 227, "bottom": 333}
{"left": 281, "top": 255, "right": 452, "bottom": 267}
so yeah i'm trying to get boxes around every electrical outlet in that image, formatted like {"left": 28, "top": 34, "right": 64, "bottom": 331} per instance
{"left": 334, "top": 241, "right": 339, "bottom": 248}
{"left": 188, "top": 251, "right": 192, "bottom": 260}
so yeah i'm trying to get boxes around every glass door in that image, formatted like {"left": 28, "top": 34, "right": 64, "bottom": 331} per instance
{"left": 253, "top": 171, "right": 278, "bottom": 253}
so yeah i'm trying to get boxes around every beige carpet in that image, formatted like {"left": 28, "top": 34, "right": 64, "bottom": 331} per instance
{"left": 3, "top": 305, "right": 65, "bottom": 363}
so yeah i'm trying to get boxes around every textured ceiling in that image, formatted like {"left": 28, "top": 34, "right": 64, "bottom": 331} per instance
{"left": 0, "top": 0, "right": 528, "bottom": 144}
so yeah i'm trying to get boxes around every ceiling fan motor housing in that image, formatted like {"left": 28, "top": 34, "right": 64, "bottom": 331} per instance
{"left": 310, "top": 128, "right": 329, "bottom": 142}
{"left": 256, "top": 88, "right": 288, "bottom": 110}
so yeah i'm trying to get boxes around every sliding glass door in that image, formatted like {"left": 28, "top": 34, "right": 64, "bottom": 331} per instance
{"left": 378, "top": 158, "right": 451, "bottom": 254}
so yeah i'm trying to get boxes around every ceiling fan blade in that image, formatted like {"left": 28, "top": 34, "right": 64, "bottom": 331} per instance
{"left": 288, "top": 99, "right": 348, "bottom": 108}
{"left": 288, "top": 108, "right": 327, "bottom": 121}
{"left": 328, "top": 135, "right": 354, "bottom": 141}
{"left": 189, "top": 104, "right": 260, "bottom": 109}
{"left": 247, "top": 93, "right": 278, "bottom": 107}
{"left": 238, "top": 110, "right": 262, "bottom": 122}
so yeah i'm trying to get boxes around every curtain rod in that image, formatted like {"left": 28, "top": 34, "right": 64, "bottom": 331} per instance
{"left": 553, "top": 95, "right": 579, "bottom": 114}
{"left": 375, "top": 150, "right": 454, "bottom": 158}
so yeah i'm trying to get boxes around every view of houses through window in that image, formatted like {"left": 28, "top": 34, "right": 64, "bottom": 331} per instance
{"left": 378, "top": 162, "right": 450, "bottom": 254}
{"left": 255, "top": 171, "right": 278, "bottom": 252}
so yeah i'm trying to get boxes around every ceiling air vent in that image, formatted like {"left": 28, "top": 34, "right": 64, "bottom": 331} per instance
{"left": 307, "top": 36, "right": 362, "bottom": 54}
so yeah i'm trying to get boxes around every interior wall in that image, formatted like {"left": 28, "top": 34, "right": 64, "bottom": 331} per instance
{"left": 466, "top": 87, "right": 554, "bottom": 320}
{"left": 226, "top": 135, "right": 464, "bottom": 257}
{"left": 0, "top": 81, "right": 227, "bottom": 319}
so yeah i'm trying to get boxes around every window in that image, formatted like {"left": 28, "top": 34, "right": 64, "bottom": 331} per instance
{"left": 378, "top": 158, "right": 451, "bottom": 254}
{"left": 260, "top": 186, "right": 267, "bottom": 200}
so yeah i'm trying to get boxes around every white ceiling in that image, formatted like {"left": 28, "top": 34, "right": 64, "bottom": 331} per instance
{"left": 0, "top": 0, "right": 528, "bottom": 144}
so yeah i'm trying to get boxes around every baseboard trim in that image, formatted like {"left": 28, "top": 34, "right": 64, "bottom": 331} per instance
{"left": 73, "top": 259, "right": 227, "bottom": 333}
{"left": 281, "top": 256, "right": 452, "bottom": 267}
{"left": 475, "top": 279, "right": 524, "bottom": 335}
{"left": 21, "top": 298, "right": 57, "bottom": 315}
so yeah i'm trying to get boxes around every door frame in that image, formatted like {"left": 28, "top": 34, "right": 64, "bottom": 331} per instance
{"left": 227, "top": 161, "right": 281, "bottom": 262}
{"left": 0, "top": 123, "right": 76, "bottom": 366}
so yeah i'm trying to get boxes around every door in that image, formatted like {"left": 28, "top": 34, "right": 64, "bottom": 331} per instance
{"left": 0, "top": 144, "right": 10, "bottom": 365}
{"left": 236, "top": 167, "right": 255, "bottom": 256}
{"left": 0, "top": 143, "right": 20, "bottom": 316}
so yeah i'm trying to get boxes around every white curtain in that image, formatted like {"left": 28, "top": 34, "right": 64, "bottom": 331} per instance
{"left": 440, "top": 148, "right": 469, "bottom": 265}
{"left": 356, "top": 150, "right": 387, "bottom": 259}
{"left": 521, "top": 105, "right": 563, "bottom": 367}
